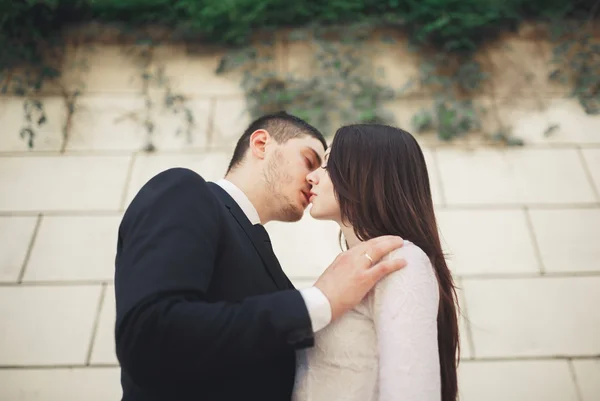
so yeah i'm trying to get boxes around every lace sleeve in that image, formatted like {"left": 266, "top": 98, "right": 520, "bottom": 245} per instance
{"left": 370, "top": 243, "right": 442, "bottom": 401}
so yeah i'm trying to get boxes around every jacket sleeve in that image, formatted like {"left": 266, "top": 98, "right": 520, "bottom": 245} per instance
{"left": 114, "top": 168, "right": 313, "bottom": 389}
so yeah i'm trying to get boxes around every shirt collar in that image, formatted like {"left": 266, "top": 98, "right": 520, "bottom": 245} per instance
{"left": 215, "top": 179, "right": 261, "bottom": 225}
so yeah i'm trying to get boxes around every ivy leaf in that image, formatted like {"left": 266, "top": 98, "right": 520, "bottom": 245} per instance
{"left": 411, "top": 110, "right": 433, "bottom": 133}
{"left": 543, "top": 124, "right": 560, "bottom": 137}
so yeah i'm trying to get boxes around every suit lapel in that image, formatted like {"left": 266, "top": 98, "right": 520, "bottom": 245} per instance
{"left": 209, "top": 183, "right": 290, "bottom": 290}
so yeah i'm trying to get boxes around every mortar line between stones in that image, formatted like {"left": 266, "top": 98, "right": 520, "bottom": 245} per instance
{"left": 86, "top": 282, "right": 107, "bottom": 366}
{"left": 0, "top": 364, "right": 120, "bottom": 370}
{"left": 1, "top": 203, "right": 599, "bottom": 217}
{"left": 1, "top": 143, "right": 599, "bottom": 159}
{"left": 206, "top": 97, "right": 216, "bottom": 148}
{"left": 0, "top": 355, "right": 598, "bottom": 370}
{"left": 17, "top": 214, "right": 43, "bottom": 283}
{"left": 457, "top": 277, "right": 477, "bottom": 360}
{"left": 0, "top": 210, "right": 123, "bottom": 217}
{"left": 460, "top": 355, "right": 600, "bottom": 362}
{"left": 0, "top": 280, "right": 112, "bottom": 287}
{"left": 577, "top": 146, "right": 600, "bottom": 202}
{"left": 567, "top": 359, "right": 585, "bottom": 401}
{"left": 119, "top": 153, "right": 137, "bottom": 211}
{"left": 523, "top": 206, "right": 546, "bottom": 275}
{"left": 3, "top": 269, "right": 600, "bottom": 288}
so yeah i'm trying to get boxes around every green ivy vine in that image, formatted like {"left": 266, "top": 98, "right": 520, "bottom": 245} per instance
{"left": 0, "top": 1, "right": 598, "bottom": 148}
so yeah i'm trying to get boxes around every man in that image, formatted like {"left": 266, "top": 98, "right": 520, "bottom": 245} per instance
{"left": 114, "top": 111, "right": 406, "bottom": 401}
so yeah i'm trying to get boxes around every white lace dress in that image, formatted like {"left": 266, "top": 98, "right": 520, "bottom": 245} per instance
{"left": 292, "top": 241, "right": 441, "bottom": 401}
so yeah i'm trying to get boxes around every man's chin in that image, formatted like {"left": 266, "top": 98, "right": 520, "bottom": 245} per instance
{"left": 275, "top": 204, "right": 305, "bottom": 222}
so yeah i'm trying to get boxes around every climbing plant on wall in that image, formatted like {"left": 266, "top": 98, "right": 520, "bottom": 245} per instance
{"left": 0, "top": 0, "right": 598, "bottom": 148}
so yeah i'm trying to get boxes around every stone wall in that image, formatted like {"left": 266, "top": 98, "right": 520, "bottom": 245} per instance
{"left": 1, "top": 30, "right": 600, "bottom": 401}
{"left": 1, "top": 29, "right": 599, "bottom": 153}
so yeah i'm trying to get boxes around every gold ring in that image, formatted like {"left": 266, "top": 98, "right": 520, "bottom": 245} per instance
{"left": 364, "top": 252, "right": 373, "bottom": 265}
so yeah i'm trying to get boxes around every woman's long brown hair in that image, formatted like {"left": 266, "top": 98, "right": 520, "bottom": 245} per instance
{"left": 327, "top": 123, "right": 460, "bottom": 401}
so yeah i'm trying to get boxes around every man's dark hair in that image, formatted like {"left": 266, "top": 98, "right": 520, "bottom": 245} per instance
{"left": 226, "top": 111, "right": 327, "bottom": 173}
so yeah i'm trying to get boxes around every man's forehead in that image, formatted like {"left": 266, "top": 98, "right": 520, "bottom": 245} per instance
{"left": 287, "top": 136, "right": 326, "bottom": 157}
{"left": 299, "top": 136, "right": 325, "bottom": 158}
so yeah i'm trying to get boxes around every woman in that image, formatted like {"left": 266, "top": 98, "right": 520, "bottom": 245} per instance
{"left": 293, "top": 124, "right": 460, "bottom": 401}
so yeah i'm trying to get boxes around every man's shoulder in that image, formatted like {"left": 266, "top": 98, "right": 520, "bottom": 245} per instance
{"left": 125, "top": 167, "right": 219, "bottom": 214}
{"left": 139, "top": 167, "right": 218, "bottom": 197}
{"left": 152, "top": 167, "right": 208, "bottom": 186}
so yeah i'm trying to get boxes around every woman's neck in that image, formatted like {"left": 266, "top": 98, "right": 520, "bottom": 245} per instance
{"left": 339, "top": 223, "right": 362, "bottom": 249}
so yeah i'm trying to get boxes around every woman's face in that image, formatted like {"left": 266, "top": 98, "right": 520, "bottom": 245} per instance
{"left": 306, "top": 148, "right": 341, "bottom": 222}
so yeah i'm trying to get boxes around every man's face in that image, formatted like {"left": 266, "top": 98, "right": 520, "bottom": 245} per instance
{"left": 263, "top": 135, "right": 325, "bottom": 222}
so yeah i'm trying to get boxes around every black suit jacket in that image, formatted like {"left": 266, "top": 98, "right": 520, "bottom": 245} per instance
{"left": 114, "top": 167, "right": 315, "bottom": 401}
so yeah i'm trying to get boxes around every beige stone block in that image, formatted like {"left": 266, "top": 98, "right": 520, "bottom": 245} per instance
{"left": 212, "top": 97, "right": 250, "bottom": 148}
{"left": 422, "top": 148, "right": 442, "bottom": 206}
{"left": 437, "top": 148, "right": 597, "bottom": 205}
{"left": 538, "top": 35, "right": 600, "bottom": 96}
{"left": 125, "top": 152, "right": 230, "bottom": 206}
{"left": 1, "top": 45, "right": 80, "bottom": 96}
{"left": 154, "top": 45, "right": 244, "bottom": 96}
{"left": 266, "top": 209, "right": 341, "bottom": 279}
{"left": 542, "top": 98, "right": 600, "bottom": 144}
{"left": 496, "top": 97, "right": 600, "bottom": 145}
{"left": 458, "top": 360, "right": 579, "bottom": 401}
{"left": 372, "top": 36, "right": 423, "bottom": 96}
{"left": 0, "top": 96, "right": 66, "bottom": 151}
{"left": 0, "top": 155, "right": 131, "bottom": 212}
{"left": 572, "top": 359, "right": 600, "bottom": 401}
{"left": 0, "top": 285, "right": 103, "bottom": 365}
{"left": 582, "top": 149, "right": 600, "bottom": 195}
{"left": 463, "top": 277, "right": 600, "bottom": 357}
{"left": 382, "top": 97, "right": 496, "bottom": 146}
{"left": 437, "top": 209, "right": 539, "bottom": 276}
{"left": 0, "top": 216, "right": 37, "bottom": 282}
{"left": 23, "top": 215, "right": 122, "bottom": 282}
{"left": 485, "top": 37, "right": 556, "bottom": 98}
{"left": 529, "top": 208, "right": 600, "bottom": 273}
{"left": 287, "top": 34, "right": 422, "bottom": 95}
{"left": 66, "top": 95, "right": 212, "bottom": 151}
{"left": 72, "top": 45, "right": 142, "bottom": 94}
{"left": 456, "top": 284, "right": 473, "bottom": 360}
{"left": 459, "top": 312, "right": 472, "bottom": 360}
{"left": 286, "top": 40, "right": 314, "bottom": 79}
{"left": 55, "top": 44, "right": 93, "bottom": 94}
{"left": 66, "top": 95, "right": 145, "bottom": 151}
{"left": 0, "top": 368, "right": 122, "bottom": 401}
{"left": 150, "top": 97, "right": 212, "bottom": 150}
{"left": 90, "top": 285, "right": 118, "bottom": 365}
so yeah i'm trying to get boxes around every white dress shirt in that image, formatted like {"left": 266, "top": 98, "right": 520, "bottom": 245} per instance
{"left": 215, "top": 179, "right": 332, "bottom": 332}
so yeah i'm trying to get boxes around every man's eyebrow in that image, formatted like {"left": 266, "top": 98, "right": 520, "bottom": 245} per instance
{"left": 307, "top": 148, "right": 323, "bottom": 166}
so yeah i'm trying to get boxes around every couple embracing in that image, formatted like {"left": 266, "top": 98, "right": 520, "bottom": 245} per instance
{"left": 114, "top": 111, "right": 460, "bottom": 401}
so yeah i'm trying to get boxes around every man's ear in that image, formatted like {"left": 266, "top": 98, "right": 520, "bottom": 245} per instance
{"left": 249, "top": 129, "right": 269, "bottom": 160}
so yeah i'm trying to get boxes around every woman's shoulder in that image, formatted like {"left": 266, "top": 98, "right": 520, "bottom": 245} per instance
{"left": 382, "top": 240, "right": 430, "bottom": 266}
{"left": 376, "top": 240, "right": 437, "bottom": 289}
{"left": 368, "top": 239, "right": 440, "bottom": 314}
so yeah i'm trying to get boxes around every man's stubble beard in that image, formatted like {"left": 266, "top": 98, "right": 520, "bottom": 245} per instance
{"left": 263, "top": 151, "right": 304, "bottom": 222}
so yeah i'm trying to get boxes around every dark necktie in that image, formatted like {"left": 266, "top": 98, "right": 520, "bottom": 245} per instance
{"left": 253, "top": 224, "right": 291, "bottom": 288}
{"left": 253, "top": 224, "right": 273, "bottom": 252}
